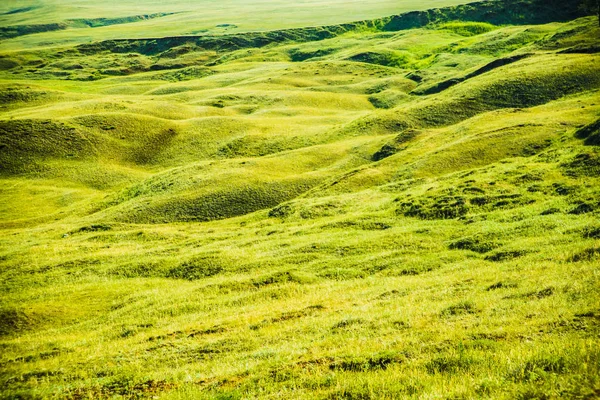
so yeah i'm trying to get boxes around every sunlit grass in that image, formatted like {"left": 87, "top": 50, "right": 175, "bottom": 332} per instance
{"left": 0, "top": 1, "right": 599, "bottom": 398}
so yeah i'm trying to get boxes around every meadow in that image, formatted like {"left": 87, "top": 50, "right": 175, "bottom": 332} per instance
{"left": 0, "top": 0, "right": 599, "bottom": 398}
{"left": 0, "top": 0, "right": 472, "bottom": 51}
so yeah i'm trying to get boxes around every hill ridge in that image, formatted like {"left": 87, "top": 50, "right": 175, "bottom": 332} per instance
{"left": 76, "top": 0, "right": 591, "bottom": 55}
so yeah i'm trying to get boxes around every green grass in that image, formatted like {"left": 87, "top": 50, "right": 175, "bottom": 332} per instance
{"left": 434, "top": 21, "right": 498, "bottom": 36}
{"left": 1, "top": 0, "right": 600, "bottom": 398}
{"left": 0, "top": 0, "right": 477, "bottom": 51}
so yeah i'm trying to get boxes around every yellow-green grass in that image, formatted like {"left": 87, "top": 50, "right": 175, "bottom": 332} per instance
{"left": 1, "top": 6, "right": 600, "bottom": 400}
{"left": 0, "top": 0, "right": 477, "bottom": 51}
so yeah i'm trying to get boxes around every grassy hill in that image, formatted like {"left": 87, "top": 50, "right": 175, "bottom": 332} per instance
{"left": 1, "top": 0, "right": 599, "bottom": 398}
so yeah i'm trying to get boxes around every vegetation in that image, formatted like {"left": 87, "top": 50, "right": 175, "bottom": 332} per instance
{"left": 0, "top": 0, "right": 599, "bottom": 398}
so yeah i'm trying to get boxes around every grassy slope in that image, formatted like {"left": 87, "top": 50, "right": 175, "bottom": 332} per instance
{"left": 1, "top": 1, "right": 600, "bottom": 399}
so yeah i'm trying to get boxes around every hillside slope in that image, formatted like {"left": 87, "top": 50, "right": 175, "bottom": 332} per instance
{"left": 0, "top": 0, "right": 599, "bottom": 398}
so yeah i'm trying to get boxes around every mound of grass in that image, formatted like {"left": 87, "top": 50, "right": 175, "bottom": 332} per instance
{"left": 372, "top": 130, "right": 419, "bottom": 161}
{"left": 348, "top": 50, "right": 414, "bottom": 68}
{"left": 0, "top": 119, "right": 95, "bottom": 174}
{"left": 449, "top": 235, "right": 500, "bottom": 253}
{"left": 397, "top": 195, "right": 468, "bottom": 220}
{"left": 508, "top": 354, "right": 568, "bottom": 382}
{"left": 435, "top": 21, "right": 497, "bottom": 36}
{"left": 110, "top": 180, "right": 316, "bottom": 223}
{"left": 575, "top": 118, "right": 600, "bottom": 146}
{"left": 569, "top": 246, "right": 600, "bottom": 262}
{"left": 440, "top": 301, "right": 478, "bottom": 316}
{"left": 484, "top": 250, "right": 529, "bottom": 262}
{"left": 166, "top": 256, "right": 224, "bottom": 280}
{"left": 562, "top": 151, "right": 600, "bottom": 177}
{"left": 0, "top": 307, "right": 34, "bottom": 336}
{"left": 289, "top": 48, "right": 337, "bottom": 62}
{"left": 329, "top": 352, "right": 406, "bottom": 372}
{"left": 368, "top": 89, "right": 410, "bottom": 109}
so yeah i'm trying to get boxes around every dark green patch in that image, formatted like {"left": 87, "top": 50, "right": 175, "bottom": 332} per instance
{"left": 324, "top": 220, "right": 391, "bottom": 231}
{"left": 569, "top": 246, "right": 600, "bottom": 262}
{"left": 69, "top": 378, "right": 176, "bottom": 399}
{"left": 524, "top": 287, "right": 555, "bottom": 299}
{"left": 441, "top": 301, "right": 478, "bottom": 316}
{"left": 250, "top": 305, "right": 324, "bottom": 330}
{"left": 74, "top": 224, "right": 112, "bottom": 233}
{"left": 0, "top": 22, "right": 68, "bottom": 40}
{"left": 397, "top": 195, "right": 468, "bottom": 220}
{"left": 487, "top": 281, "right": 518, "bottom": 290}
{"left": 552, "top": 182, "right": 578, "bottom": 196}
{"left": 426, "top": 354, "right": 475, "bottom": 374}
{"left": 376, "top": 289, "right": 408, "bottom": 300}
{"left": 449, "top": 235, "right": 500, "bottom": 253}
{"left": 348, "top": 51, "right": 411, "bottom": 68}
{"left": 508, "top": 355, "right": 568, "bottom": 382}
{"left": 414, "top": 53, "right": 531, "bottom": 95}
{"left": 332, "top": 318, "right": 365, "bottom": 331}
{"left": 166, "top": 256, "right": 224, "bottom": 280}
{"left": 2, "top": 6, "right": 38, "bottom": 15}
{"left": 268, "top": 204, "right": 293, "bottom": 219}
{"left": 0, "top": 307, "right": 34, "bottom": 336}
{"left": 289, "top": 48, "right": 336, "bottom": 61}
{"left": 568, "top": 202, "right": 596, "bottom": 215}
{"left": 329, "top": 352, "right": 406, "bottom": 372}
{"left": 372, "top": 130, "right": 419, "bottom": 161}
{"left": 562, "top": 152, "right": 600, "bottom": 177}
{"left": 252, "top": 271, "right": 313, "bottom": 287}
{"left": 540, "top": 207, "right": 560, "bottom": 216}
{"left": 435, "top": 21, "right": 497, "bottom": 37}
{"left": 69, "top": 13, "right": 174, "bottom": 29}
{"left": 484, "top": 250, "right": 528, "bottom": 262}
{"left": 575, "top": 118, "right": 600, "bottom": 146}
{"left": 0, "top": 119, "right": 94, "bottom": 174}
{"left": 582, "top": 226, "right": 600, "bottom": 239}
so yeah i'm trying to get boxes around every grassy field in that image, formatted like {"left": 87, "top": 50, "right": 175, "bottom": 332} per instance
{"left": 1, "top": 0, "right": 600, "bottom": 398}
{"left": 0, "top": 0, "right": 474, "bottom": 51}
